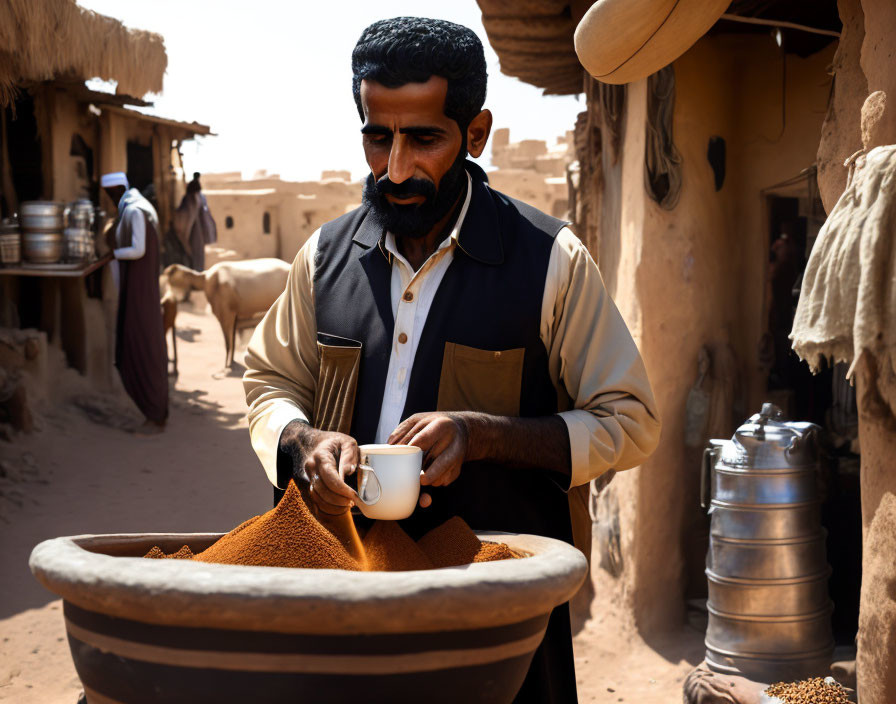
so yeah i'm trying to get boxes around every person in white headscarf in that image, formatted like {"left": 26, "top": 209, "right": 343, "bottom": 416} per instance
{"left": 101, "top": 172, "right": 168, "bottom": 433}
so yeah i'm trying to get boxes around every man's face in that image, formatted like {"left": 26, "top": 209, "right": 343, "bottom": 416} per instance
{"left": 103, "top": 186, "right": 126, "bottom": 205}
{"left": 360, "top": 76, "right": 467, "bottom": 238}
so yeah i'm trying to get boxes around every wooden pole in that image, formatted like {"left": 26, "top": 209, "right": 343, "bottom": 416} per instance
{"left": 0, "top": 107, "right": 18, "bottom": 217}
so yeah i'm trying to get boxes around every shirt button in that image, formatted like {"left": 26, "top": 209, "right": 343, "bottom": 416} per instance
{"left": 398, "top": 332, "right": 408, "bottom": 344}
{"left": 403, "top": 290, "right": 414, "bottom": 302}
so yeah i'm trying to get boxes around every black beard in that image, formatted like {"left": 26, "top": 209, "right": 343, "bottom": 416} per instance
{"left": 362, "top": 149, "right": 467, "bottom": 239}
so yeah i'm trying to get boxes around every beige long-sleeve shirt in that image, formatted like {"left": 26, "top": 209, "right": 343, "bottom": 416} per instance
{"left": 244, "top": 207, "right": 661, "bottom": 491}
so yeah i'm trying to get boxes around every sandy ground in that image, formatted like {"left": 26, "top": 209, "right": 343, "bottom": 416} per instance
{"left": 0, "top": 297, "right": 703, "bottom": 703}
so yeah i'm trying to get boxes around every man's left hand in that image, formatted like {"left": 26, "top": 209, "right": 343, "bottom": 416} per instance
{"left": 388, "top": 412, "right": 471, "bottom": 508}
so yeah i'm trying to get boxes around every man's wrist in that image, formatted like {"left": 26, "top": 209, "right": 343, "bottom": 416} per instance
{"left": 452, "top": 412, "right": 571, "bottom": 475}
{"left": 279, "top": 419, "right": 317, "bottom": 457}
{"left": 452, "top": 411, "right": 493, "bottom": 463}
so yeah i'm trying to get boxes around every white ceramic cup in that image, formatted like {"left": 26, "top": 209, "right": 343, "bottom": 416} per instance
{"left": 353, "top": 444, "right": 422, "bottom": 520}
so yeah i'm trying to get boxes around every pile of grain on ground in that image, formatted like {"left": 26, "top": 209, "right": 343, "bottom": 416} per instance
{"left": 765, "top": 677, "right": 851, "bottom": 704}
{"left": 143, "top": 481, "right": 520, "bottom": 571}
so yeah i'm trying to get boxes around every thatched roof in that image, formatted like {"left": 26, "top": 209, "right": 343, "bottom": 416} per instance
{"left": 478, "top": 0, "right": 840, "bottom": 94}
{"left": 101, "top": 104, "right": 212, "bottom": 140}
{"left": 0, "top": 0, "right": 167, "bottom": 107}
{"left": 477, "top": 0, "right": 586, "bottom": 95}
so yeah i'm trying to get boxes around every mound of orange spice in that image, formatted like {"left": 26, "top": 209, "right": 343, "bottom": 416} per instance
{"left": 145, "top": 480, "right": 521, "bottom": 572}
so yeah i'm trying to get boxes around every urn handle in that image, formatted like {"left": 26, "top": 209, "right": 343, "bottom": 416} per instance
{"left": 701, "top": 440, "right": 727, "bottom": 510}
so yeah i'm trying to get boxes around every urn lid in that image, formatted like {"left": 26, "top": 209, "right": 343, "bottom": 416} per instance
{"left": 721, "top": 403, "right": 820, "bottom": 469}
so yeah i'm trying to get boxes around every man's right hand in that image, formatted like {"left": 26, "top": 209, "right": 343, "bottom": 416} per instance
{"left": 279, "top": 421, "right": 360, "bottom": 515}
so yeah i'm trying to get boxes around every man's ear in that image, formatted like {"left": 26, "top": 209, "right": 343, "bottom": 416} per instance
{"left": 466, "top": 109, "right": 492, "bottom": 159}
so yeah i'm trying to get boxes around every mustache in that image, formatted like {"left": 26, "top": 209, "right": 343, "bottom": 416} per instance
{"left": 369, "top": 176, "right": 436, "bottom": 202}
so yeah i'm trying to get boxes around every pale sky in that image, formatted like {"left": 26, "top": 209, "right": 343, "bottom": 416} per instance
{"left": 78, "top": 1, "right": 584, "bottom": 182}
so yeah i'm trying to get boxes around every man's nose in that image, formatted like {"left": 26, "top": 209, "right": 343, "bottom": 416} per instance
{"left": 387, "top": 136, "right": 414, "bottom": 185}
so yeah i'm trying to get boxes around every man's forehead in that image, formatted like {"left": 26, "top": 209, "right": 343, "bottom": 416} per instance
{"left": 360, "top": 76, "right": 452, "bottom": 125}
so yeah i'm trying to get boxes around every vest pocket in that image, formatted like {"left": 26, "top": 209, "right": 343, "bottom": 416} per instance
{"left": 437, "top": 343, "right": 524, "bottom": 417}
{"left": 314, "top": 333, "right": 362, "bottom": 435}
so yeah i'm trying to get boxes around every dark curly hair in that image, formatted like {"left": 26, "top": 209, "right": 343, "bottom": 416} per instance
{"left": 352, "top": 17, "right": 488, "bottom": 132}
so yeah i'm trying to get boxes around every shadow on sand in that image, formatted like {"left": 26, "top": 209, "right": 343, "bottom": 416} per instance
{"left": 170, "top": 386, "right": 245, "bottom": 427}
{"left": 211, "top": 361, "right": 246, "bottom": 381}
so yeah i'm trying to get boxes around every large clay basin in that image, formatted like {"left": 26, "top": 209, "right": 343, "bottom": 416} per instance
{"left": 30, "top": 531, "right": 587, "bottom": 704}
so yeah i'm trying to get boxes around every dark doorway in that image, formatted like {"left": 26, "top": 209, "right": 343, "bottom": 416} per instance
{"left": 2, "top": 92, "right": 44, "bottom": 213}
{"left": 765, "top": 196, "right": 808, "bottom": 400}
{"left": 764, "top": 189, "right": 862, "bottom": 647}
{"left": 126, "top": 140, "right": 154, "bottom": 193}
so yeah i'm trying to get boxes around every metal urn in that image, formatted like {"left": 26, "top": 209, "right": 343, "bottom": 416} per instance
{"left": 63, "top": 199, "right": 95, "bottom": 263}
{"left": 702, "top": 403, "right": 833, "bottom": 681}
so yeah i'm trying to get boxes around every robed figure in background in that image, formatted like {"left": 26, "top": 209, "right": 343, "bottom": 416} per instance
{"left": 101, "top": 172, "right": 168, "bottom": 433}
{"left": 165, "top": 173, "right": 218, "bottom": 271}
{"left": 185, "top": 172, "right": 217, "bottom": 271}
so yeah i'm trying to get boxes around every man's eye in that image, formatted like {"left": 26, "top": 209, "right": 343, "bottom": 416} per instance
{"left": 413, "top": 135, "right": 436, "bottom": 146}
{"left": 366, "top": 134, "right": 390, "bottom": 145}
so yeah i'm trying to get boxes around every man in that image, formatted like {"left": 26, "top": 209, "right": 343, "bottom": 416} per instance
{"left": 244, "top": 18, "right": 661, "bottom": 702}
{"left": 184, "top": 172, "right": 217, "bottom": 271}
{"left": 101, "top": 172, "right": 168, "bottom": 433}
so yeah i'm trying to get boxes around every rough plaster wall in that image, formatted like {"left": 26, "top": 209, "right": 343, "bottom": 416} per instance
{"left": 620, "top": 43, "right": 742, "bottom": 631}
{"left": 585, "top": 36, "right": 834, "bottom": 632}
{"left": 49, "top": 91, "right": 79, "bottom": 201}
{"left": 596, "top": 79, "right": 655, "bottom": 629}
{"left": 98, "top": 112, "right": 126, "bottom": 176}
{"left": 636, "top": 40, "right": 740, "bottom": 627}
{"left": 818, "top": 0, "right": 896, "bottom": 210}
{"left": 582, "top": 83, "right": 643, "bottom": 631}
{"left": 571, "top": 107, "right": 601, "bottom": 259}
{"left": 98, "top": 112, "right": 126, "bottom": 215}
{"left": 204, "top": 194, "right": 279, "bottom": 261}
{"left": 597, "top": 119, "right": 624, "bottom": 298}
{"left": 860, "top": 0, "right": 896, "bottom": 148}
{"left": 279, "top": 193, "right": 361, "bottom": 260}
{"left": 855, "top": 362, "right": 896, "bottom": 703}
{"left": 205, "top": 180, "right": 361, "bottom": 263}
{"left": 48, "top": 92, "right": 101, "bottom": 204}
{"left": 856, "top": 494, "right": 896, "bottom": 704}
{"left": 848, "top": 6, "right": 896, "bottom": 696}
{"left": 817, "top": 0, "right": 867, "bottom": 213}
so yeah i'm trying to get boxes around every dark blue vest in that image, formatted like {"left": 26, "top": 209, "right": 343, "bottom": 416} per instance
{"left": 314, "top": 168, "right": 574, "bottom": 543}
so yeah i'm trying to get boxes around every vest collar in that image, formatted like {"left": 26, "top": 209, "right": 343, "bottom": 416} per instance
{"left": 455, "top": 173, "right": 503, "bottom": 266}
{"left": 351, "top": 163, "right": 503, "bottom": 266}
{"left": 351, "top": 211, "right": 385, "bottom": 251}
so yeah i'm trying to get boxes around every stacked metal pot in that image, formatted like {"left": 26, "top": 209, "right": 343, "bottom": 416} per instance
{"left": 702, "top": 403, "right": 833, "bottom": 682}
{"left": 20, "top": 201, "right": 65, "bottom": 264}
{"left": 16, "top": 200, "right": 97, "bottom": 264}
